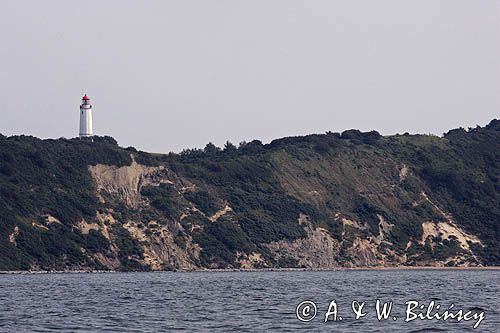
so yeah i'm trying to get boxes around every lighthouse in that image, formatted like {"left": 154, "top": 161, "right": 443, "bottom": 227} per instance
{"left": 79, "top": 94, "right": 93, "bottom": 138}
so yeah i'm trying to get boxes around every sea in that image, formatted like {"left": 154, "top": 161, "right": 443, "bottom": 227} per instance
{"left": 0, "top": 269, "right": 498, "bottom": 332}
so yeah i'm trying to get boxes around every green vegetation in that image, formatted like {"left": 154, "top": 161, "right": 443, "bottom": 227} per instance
{"left": 183, "top": 190, "right": 220, "bottom": 216}
{"left": 380, "top": 120, "right": 500, "bottom": 263}
{"left": 0, "top": 120, "right": 498, "bottom": 270}
{"left": 114, "top": 226, "right": 145, "bottom": 271}
{"left": 193, "top": 217, "right": 255, "bottom": 267}
{"left": 0, "top": 135, "right": 130, "bottom": 269}
{"left": 141, "top": 183, "right": 183, "bottom": 220}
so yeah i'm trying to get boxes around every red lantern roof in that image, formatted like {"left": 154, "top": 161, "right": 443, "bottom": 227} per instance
{"left": 82, "top": 94, "right": 90, "bottom": 100}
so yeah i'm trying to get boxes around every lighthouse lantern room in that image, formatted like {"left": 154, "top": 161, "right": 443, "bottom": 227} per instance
{"left": 79, "top": 94, "right": 93, "bottom": 138}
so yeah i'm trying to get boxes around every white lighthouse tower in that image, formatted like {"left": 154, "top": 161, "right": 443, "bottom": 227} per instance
{"left": 79, "top": 94, "right": 93, "bottom": 138}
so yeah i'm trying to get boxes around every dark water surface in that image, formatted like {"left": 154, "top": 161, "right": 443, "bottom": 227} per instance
{"left": 0, "top": 270, "right": 498, "bottom": 332}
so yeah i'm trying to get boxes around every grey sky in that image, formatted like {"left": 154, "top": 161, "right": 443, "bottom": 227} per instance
{"left": 1, "top": 1, "right": 499, "bottom": 153}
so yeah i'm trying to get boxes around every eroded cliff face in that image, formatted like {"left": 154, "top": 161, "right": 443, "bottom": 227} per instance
{"left": 80, "top": 154, "right": 485, "bottom": 271}
{"left": 85, "top": 156, "right": 201, "bottom": 270}
{"left": 2, "top": 122, "right": 497, "bottom": 271}
{"left": 268, "top": 148, "right": 485, "bottom": 268}
{"left": 264, "top": 214, "right": 341, "bottom": 268}
{"left": 89, "top": 156, "right": 177, "bottom": 208}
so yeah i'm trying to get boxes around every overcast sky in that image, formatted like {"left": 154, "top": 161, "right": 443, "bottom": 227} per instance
{"left": 1, "top": 1, "right": 499, "bottom": 152}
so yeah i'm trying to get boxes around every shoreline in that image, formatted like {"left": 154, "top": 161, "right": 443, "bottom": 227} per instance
{"left": 2, "top": 266, "right": 500, "bottom": 275}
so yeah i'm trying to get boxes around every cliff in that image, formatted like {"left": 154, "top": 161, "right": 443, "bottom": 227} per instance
{"left": 0, "top": 120, "right": 499, "bottom": 271}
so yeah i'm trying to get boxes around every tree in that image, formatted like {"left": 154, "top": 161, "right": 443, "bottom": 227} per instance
{"left": 204, "top": 142, "right": 221, "bottom": 155}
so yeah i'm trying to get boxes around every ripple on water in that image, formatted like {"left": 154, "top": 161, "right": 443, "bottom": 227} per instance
{"left": 0, "top": 270, "right": 498, "bottom": 332}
